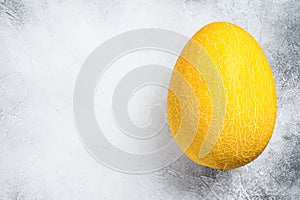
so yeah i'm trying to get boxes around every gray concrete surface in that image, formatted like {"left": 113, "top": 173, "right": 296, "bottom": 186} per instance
{"left": 0, "top": 0, "right": 299, "bottom": 199}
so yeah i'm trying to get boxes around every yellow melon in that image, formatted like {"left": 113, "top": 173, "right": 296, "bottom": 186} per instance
{"left": 167, "top": 22, "right": 277, "bottom": 170}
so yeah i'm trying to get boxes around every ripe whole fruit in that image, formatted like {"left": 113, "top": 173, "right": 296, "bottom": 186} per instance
{"left": 167, "top": 22, "right": 277, "bottom": 170}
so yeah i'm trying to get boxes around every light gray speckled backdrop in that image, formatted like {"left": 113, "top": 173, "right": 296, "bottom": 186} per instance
{"left": 0, "top": 0, "right": 299, "bottom": 199}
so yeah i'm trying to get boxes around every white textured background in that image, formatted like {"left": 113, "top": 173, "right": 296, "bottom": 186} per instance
{"left": 0, "top": 0, "right": 299, "bottom": 199}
